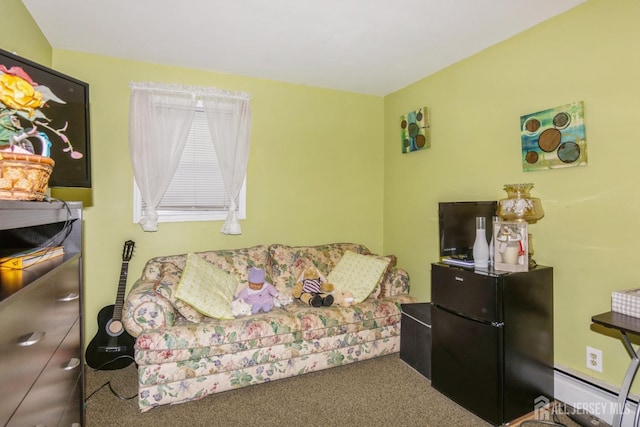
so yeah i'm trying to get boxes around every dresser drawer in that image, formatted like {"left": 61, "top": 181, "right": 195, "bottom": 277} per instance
{"left": 50, "top": 256, "right": 82, "bottom": 324}
{"left": 431, "top": 263, "right": 501, "bottom": 322}
{"left": 0, "top": 257, "right": 80, "bottom": 423}
{"left": 7, "top": 318, "right": 82, "bottom": 426}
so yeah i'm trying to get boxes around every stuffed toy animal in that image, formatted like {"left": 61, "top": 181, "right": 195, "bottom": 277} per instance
{"left": 332, "top": 290, "right": 355, "bottom": 307}
{"left": 293, "top": 266, "right": 334, "bottom": 307}
{"left": 274, "top": 293, "right": 293, "bottom": 308}
{"left": 231, "top": 298, "right": 253, "bottom": 317}
{"left": 236, "top": 267, "right": 279, "bottom": 314}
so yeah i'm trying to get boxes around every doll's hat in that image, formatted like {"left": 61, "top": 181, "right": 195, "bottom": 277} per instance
{"left": 248, "top": 267, "right": 265, "bottom": 283}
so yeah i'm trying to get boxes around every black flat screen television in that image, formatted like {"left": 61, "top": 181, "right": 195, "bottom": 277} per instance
{"left": 0, "top": 48, "right": 91, "bottom": 188}
{"left": 438, "top": 201, "right": 497, "bottom": 260}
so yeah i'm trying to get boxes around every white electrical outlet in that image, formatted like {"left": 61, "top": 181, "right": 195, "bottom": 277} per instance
{"left": 586, "top": 346, "right": 603, "bottom": 373}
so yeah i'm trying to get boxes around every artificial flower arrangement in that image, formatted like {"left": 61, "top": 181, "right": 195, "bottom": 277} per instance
{"left": 0, "top": 64, "right": 83, "bottom": 160}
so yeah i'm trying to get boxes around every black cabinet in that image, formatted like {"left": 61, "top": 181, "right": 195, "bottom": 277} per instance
{"left": 400, "top": 303, "right": 432, "bottom": 379}
{"left": 0, "top": 200, "right": 84, "bottom": 426}
{"left": 431, "top": 263, "right": 553, "bottom": 426}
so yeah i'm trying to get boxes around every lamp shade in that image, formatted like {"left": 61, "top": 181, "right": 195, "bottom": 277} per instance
{"left": 497, "top": 183, "right": 544, "bottom": 223}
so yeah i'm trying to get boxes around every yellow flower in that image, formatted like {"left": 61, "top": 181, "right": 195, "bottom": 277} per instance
{"left": 0, "top": 74, "right": 43, "bottom": 116}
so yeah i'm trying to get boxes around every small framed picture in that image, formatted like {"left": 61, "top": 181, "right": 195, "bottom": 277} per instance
{"left": 494, "top": 220, "right": 528, "bottom": 272}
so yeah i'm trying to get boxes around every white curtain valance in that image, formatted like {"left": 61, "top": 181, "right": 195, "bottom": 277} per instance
{"left": 128, "top": 81, "right": 251, "bottom": 101}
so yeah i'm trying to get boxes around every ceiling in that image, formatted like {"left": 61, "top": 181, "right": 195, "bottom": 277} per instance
{"left": 22, "top": 0, "right": 586, "bottom": 96}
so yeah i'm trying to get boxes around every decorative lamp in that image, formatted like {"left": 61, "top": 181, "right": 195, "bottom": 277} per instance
{"left": 496, "top": 183, "right": 544, "bottom": 268}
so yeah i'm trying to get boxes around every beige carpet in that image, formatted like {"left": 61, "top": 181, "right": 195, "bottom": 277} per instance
{"left": 84, "top": 354, "right": 581, "bottom": 427}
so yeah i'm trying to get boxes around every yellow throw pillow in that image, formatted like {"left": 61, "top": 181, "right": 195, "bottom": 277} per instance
{"left": 175, "top": 253, "right": 237, "bottom": 320}
{"left": 327, "top": 251, "right": 390, "bottom": 304}
{"left": 154, "top": 262, "right": 204, "bottom": 323}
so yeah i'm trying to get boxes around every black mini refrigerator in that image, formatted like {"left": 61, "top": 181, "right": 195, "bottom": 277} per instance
{"left": 430, "top": 263, "right": 553, "bottom": 426}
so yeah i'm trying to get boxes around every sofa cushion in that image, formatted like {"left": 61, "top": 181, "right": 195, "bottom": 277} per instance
{"left": 154, "top": 262, "right": 204, "bottom": 323}
{"left": 175, "top": 253, "right": 238, "bottom": 320}
{"left": 140, "top": 245, "right": 270, "bottom": 285}
{"left": 327, "top": 251, "right": 390, "bottom": 303}
{"left": 133, "top": 293, "right": 417, "bottom": 365}
{"left": 268, "top": 243, "right": 371, "bottom": 293}
{"left": 199, "top": 245, "right": 271, "bottom": 286}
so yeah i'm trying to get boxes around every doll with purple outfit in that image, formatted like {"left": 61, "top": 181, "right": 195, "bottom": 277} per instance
{"left": 236, "top": 267, "right": 278, "bottom": 314}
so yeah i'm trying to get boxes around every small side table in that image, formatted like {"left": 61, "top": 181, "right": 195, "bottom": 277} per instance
{"left": 592, "top": 311, "right": 640, "bottom": 427}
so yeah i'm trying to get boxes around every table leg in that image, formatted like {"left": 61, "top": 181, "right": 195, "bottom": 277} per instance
{"left": 613, "top": 332, "right": 640, "bottom": 427}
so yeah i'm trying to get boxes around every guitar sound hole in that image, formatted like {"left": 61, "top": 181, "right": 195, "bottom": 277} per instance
{"left": 106, "top": 319, "right": 123, "bottom": 337}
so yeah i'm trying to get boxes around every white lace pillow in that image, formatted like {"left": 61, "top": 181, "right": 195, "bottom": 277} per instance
{"left": 327, "top": 250, "right": 390, "bottom": 304}
{"left": 175, "top": 253, "right": 237, "bottom": 320}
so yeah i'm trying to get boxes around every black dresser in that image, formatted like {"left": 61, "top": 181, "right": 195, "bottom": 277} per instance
{"left": 0, "top": 200, "right": 84, "bottom": 426}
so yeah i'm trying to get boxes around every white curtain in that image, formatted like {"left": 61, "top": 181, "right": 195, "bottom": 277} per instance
{"left": 128, "top": 82, "right": 252, "bottom": 233}
{"left": 129, "top": 83, "right": 197, "bottom": 231}
{"left": 203, "top": 95, "right": 252, "bottom": 234}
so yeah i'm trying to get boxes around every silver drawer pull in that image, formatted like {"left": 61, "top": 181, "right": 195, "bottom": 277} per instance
{"left": 58, "top": 293, "right": 79, "bottom": 302}
{"left": 455, "top": 276, "right": 464, "bottom": 281}
{"left": 62, "top": 357, "right": 81, "bottom": 371}
{"left": 17, "top": 331, "right": 46, "bottom": 346}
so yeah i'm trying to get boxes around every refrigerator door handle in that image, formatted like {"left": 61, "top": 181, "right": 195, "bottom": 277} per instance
{"left": 433, "top": 303, "right": 498, "bottom": 326}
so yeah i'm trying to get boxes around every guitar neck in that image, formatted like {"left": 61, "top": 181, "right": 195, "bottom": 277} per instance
{"left": 112, "top": 260, "right": 129, "bottom": 321}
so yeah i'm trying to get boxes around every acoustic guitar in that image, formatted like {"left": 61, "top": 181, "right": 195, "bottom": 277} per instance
{"left": 85, "top": 240, "right": 136, "bottom": 370}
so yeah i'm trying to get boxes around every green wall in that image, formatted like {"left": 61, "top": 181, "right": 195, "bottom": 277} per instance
{"left": 6, "top": 0, "right": 640, "bottom": 392}
{"left": 2, "top": 0, "right": 50, "bottom": 64}
{"left": 384, "top": 0, "right": 640, "bottom": 386}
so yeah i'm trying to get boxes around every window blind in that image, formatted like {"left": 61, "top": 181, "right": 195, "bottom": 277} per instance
{"left": 142, "top": 109, "right": 232, "bottom": 212}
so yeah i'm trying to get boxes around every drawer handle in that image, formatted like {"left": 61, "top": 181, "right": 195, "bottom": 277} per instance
{"left": 17, "top": 331, "right": 46, "bottom": 346}
{"left": 455, "top": 276, "right": 464, "bottom": 281}
{"left": 62, "top": 357, "right": 81, "bottom": 371}
{"left": 58, "top": 293, "right": 80, "bottom": 302}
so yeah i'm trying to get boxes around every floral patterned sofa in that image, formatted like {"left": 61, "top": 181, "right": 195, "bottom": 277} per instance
{"left": 123, "top": 242, "right": 415, "bottom": 412}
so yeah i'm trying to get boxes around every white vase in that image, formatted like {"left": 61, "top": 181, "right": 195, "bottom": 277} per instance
{"left": 473, "top": 216, "right": 489, "bottom": 268}
{"left": 488, "top": 216, "right": 498, "bottom": 265}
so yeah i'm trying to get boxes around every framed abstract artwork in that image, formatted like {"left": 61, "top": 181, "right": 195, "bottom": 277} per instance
{"left": 400, "top": 107, "right": 430, "bottom": 153}
{"left": 520, "top": 101, "right": 587, "bottom": 172}
{"left": 0, "top": 48, "right": 91, "bottom": 187}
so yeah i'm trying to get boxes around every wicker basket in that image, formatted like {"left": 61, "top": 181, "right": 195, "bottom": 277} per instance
{"left": 0, "top": 153, "right": 55, "bottom": 201}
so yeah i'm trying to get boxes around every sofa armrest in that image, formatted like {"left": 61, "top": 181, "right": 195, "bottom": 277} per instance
{"left": 123, "top": 279, "right": 177, "bottom": 338}
{"left": 381, "top": 267, "right": 410, "bottom": 297}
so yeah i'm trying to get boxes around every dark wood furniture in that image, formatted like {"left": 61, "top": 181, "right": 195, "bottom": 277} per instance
{"left": 400, "top": 302, "right": 432, "bottom": 379}
{"left": 0, "top": 200, "right": 83, "bottom": 426}
{"left": 431, "top": 262, "right": 554, "bottom": 426}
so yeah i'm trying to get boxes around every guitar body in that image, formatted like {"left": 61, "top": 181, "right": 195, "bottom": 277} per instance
{"left": 85, "top": 304, "right": 136, "bottom": 370}
{"left": 85, "top": 240, "right": 137, "bottom": 370}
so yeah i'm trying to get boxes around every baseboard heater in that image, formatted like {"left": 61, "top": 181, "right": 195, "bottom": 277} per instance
{"left": 554, "top": 367, "right": 638, "bottom": 426}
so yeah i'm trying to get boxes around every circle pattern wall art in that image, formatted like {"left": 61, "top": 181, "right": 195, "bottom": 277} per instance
{"left": 520, "top": 101, "right": 587, "bottom": 171}
{"left": 400, "top": 107, "right": 430, "bottom": 153}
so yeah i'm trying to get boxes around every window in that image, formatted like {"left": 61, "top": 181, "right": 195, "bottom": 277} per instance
{"left": 133, "top": 108, "right": 246, "bottom": 224}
